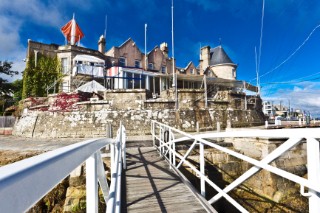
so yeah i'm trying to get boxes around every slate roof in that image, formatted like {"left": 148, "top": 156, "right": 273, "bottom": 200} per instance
{"left": 209, "top": 46, "right": 235, "bottom": 66}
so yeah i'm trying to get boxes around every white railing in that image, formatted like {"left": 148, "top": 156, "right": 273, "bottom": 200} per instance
{"left": 151, "top": 120, "right": 320, "bottom": 213}
{"left": 0, "top": 124, "right": 126, "bottom": 213}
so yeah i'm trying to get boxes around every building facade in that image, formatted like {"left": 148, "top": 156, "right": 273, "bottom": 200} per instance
{"left": 24, "top": 15, "right": 261, "bottom": 113}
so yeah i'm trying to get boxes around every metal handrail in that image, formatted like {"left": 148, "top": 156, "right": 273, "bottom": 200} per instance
{"left": 0, "top": 124, "right": 126, "bottom": 213}
{"left": 151, "top": 120, "right": 320, "bottom": 213}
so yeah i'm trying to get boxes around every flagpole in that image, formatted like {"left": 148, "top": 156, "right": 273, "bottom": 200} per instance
{"left": 71, "top": 13, "right": 76, "bottom": 45}
{"left": 104, "top": 15, "right": 107, "bottom": 39}
{"left": 145, "top": 23, "right": 147, "bottom": 71}
{"left": 172, "top": 0, "right": 178, "bottom": 109}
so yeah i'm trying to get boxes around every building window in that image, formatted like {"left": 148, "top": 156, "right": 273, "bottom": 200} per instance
{"left": 133, "top": 74, "right": 140, "bottom": 89}
{"left": 61, "top": 58, "right": 68, "bottom": 74}
{"left": 127, "top": 72, "right": 133, "bottom": 89}
{"left": 119, "top": 57, "right": 126, "bottom": 67}
{"left": 148, "top": 63, "right": 154, "bottom": 70}
{"left": 135, "top": 60, "right": 140, "bottom": 68}
{"left": 161, "top": 66, "right": 166, "bottom": 73}
{"left": 190, "top": 68, "right": 194, "bottom": 74}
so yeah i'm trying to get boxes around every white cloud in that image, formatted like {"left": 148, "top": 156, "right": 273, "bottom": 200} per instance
{"left": 262, "top": 82, "right": 320, "bottom": 116}
{"left": 0, "top": 0, "right": 100, "bottom": 82}
{"left": 0, "top": 15, "right": 25, "bottom": 81}
{"left": 0, "top": 0, "right": 65, "bottom": 27}
{"left": 0, "top": 16, "right": 22, "bottom": 56}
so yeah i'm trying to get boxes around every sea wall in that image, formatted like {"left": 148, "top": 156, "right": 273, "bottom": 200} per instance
{"left": 13, "top": 105, "right": 264, "bottom": 138}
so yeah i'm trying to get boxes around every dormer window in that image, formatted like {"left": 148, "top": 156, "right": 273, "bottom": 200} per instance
{"left": 190, "top": 68, "right": 194, "bottom": 74}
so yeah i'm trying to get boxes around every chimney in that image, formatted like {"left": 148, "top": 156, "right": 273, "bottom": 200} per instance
{"left": 200, "top": 46, "right": 210, "bottom": 75}
{"left": 160, "top": 42, "right": 169, "bottom": 57}
{"left": 98, "top": 35, "right": 106, "bottom": 53}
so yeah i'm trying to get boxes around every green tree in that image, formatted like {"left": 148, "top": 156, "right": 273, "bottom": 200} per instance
{"left": 22, "top": 54, "right": 61, "bottom": 99}
{"left": 11, "top": 79, "right": 23, "bottom": 101}
{"left": 0, "top": 61, "right": 19, "bottom": 95}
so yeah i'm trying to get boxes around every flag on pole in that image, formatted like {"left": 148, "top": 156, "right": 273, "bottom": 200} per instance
{"left": 61, "top": 15, "right": 84, "bottom": 45}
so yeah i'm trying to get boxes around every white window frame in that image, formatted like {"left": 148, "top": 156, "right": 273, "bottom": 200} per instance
{"left": 61, "top": 58, "right": 68, "bottom": 74}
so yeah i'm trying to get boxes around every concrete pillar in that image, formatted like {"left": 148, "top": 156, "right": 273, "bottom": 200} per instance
{"left": 216, "top": 122, "right": 222, "bottom": 142}
{"left": 226, "top": 119, "right": 232, "bottom": 130}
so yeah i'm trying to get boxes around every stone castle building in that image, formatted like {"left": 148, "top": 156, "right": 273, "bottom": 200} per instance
{"left": 17, "top": 18, "right": 264, "bottom": 138}
{"left": 26, "top": 34, "right": 257, "bottom": 99}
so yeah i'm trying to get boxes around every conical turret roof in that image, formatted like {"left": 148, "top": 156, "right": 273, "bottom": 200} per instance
{"left": 209, "top": 46, "right": 235, "bottom": 66}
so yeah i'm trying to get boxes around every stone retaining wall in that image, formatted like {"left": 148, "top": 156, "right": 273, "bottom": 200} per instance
{"left": 13, "top": 106, "right": 264, "bottom": 138}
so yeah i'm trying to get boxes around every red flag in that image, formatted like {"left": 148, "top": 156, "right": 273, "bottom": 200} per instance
{"left": 61, "top": 19, "right": 84, "bottom": 43}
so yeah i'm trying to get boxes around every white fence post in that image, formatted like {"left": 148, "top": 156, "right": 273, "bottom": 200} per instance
{"left": 159, "top": 126, "right": 162, "bottom": 156}
{"left": 307, "top": 138, "right": 320, "bottom": 213}
{"left": 200, "top": 142, "right": 206, "bottom": 197}
{"left": 152, "top": 121, "right": 155, "bottom": 147}
{"left": 169, "top": 129, "right": 172, "bottom": 169}
{"left": 110, "top": 141, "right": 115, "bottom": 174}
{"left": 115, "top": 139, "right": 122, "bottom": 213}
{"left": 122, "top": 126, "right": 126, "bottom": 170}
{"left": 86, "top": 153, "right": 98, "bottom": 213}
{"left": 172, "top": 131, "right": 176, "bottom": 167}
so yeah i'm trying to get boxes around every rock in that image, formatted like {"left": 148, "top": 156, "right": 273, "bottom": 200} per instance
{"left": 63, "top": 186, "right": 86, "bottom": 212}
{"left": 273, "top": 191, "right": 283, "bottom": 203}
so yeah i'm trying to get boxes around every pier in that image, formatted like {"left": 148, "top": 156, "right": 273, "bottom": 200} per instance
{"left": 0, "top": 121, "right": 319, "bottom": 212}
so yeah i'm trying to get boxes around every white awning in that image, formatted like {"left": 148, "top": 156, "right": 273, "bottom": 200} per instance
{"left": 73, "top": 55, "right": 105, "bottom": 64}
{"left": 75, "top": 80, "right": 106, "bottom": 93}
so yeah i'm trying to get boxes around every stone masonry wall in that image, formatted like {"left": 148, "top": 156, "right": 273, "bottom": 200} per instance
{"left": 13, "top": 105, "right": 264, "bottom": 138}
{"left": 104, "top": 89, "right": 146, "bottom": 110}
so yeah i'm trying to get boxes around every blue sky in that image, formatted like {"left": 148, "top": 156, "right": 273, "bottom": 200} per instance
{"left": 1, "top": 0, "right": 320, "bottom": 115}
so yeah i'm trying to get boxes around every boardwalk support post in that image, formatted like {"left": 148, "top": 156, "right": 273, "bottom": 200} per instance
{"left": 200, "top": 142, "right": 206, "bottom": 197}
{"left": 307, "top": 137, "right": 320, "bottom": 213}
{"left": 86, "top": 153, "right": 99, "bottom": 213}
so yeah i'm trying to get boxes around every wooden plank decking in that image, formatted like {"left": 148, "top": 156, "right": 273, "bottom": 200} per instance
{"left": 123, "top": 147, "right": 208, "bottom": 213}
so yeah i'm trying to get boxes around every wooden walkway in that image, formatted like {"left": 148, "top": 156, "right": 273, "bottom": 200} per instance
{"left": 123, "top": 147, "right": 208, "bottom": 213}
